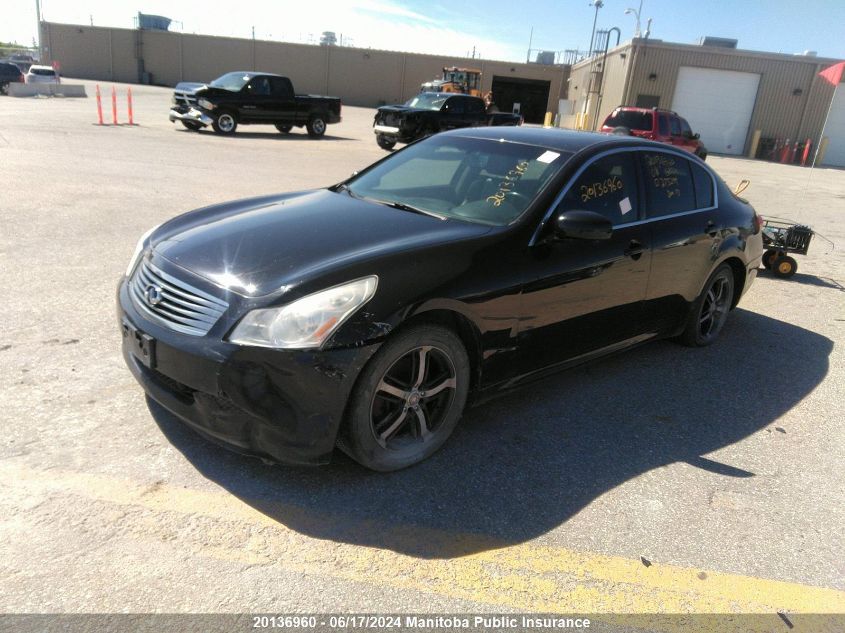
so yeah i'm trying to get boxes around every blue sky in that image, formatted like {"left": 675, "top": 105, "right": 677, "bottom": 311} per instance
{"left": 4, "top": 0, "right": 844, "bottom": 62}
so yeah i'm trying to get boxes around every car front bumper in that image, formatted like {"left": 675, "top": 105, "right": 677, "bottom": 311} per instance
{"left": 169, "top": 107, "right": 213, "bottom": 127}
{"left": 117, "top": 277, "right": 380, "bottom": 465}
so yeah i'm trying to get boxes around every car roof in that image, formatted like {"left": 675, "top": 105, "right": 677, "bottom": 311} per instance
{"left": 28, "top": 65, "right": 55, "bottom": 71}
{"left": 447, "top": 126, "right": 653, "bottom": 153}
{"left": 417, "top": 92, "right": 478, "bottom": 99}
{"left": 228, "top": 71, "right": 284, "bottom": 78}
{"left": 611, "top": 105, "right": 680, "bottom": 116}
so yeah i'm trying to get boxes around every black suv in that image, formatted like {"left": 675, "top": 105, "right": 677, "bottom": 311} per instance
{"left": 0, "top": 62, "right": 24, "bottom": 95}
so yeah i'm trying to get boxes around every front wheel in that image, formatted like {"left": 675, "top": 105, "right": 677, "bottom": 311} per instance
{"left": 306, "top": 116, "right": 327, "bottom": 138}
{"left": 678, "top": 264, "right": 735, "bottom": 347}
{"left": 275, "top": 124, "right": 293, "bottom": 134}
{"left": 772, "top": 255, "right": 797, "bottom": 278}
{"left": 376, "top": 134, "right": 396, "bottom": 150}
{"left": 181, "top": 120, "right": 202, "bottom": 131}
{"left": 211, "top": 111, "right": 237, "bottom": 135}
{"left": 339, "top": 324, "right": 470, "bottom": 471}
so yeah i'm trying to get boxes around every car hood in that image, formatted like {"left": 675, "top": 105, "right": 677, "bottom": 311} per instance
{"left": 377, "top": 105, "right": 435, "bottom": 116}
{"left": 151, "top": 189, "right": 491, "bottom": 298}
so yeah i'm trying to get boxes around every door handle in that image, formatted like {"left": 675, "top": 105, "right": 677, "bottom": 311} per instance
{"left": 624, "top": 240, "right": 645, "bottom": 260}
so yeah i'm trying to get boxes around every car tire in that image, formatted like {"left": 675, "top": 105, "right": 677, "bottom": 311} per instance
{"left": 611, "top": 126, "right": 632, "bottom": 136}
{"left": 678, "top": 264, "right": 735, "bottom": 347}
{"left": 306, "top": 116, "right": 327, "bottom": 138}
{"left": 772, "top": 255, "right": 797, "bottom": 278}
{"left": 275, "top": 124, "right": 293, "bottom": 134}
{"left": 763, "top": 249, "right": 779, "bottom": 270}
{"left": 376, "top": 134, "right": 397, "bottom": 150}
{"left": 181, "top": 120, "right": 202, "bottom": 131}
{"left": 211, "top": 110, "right": 238, "bottom": 135}
{"left": 339, "top": 324, "right": 470, "bottom": 471}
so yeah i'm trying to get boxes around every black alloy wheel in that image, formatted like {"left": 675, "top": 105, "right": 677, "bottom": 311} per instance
{"left": 679, "top": 264, "right": 735, "bottom": 347}
{"left": 340, "top": 324, "right": 469, "bottom": 471}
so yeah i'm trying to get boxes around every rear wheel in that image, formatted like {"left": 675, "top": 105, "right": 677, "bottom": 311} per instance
{"left": 678, "top": 265, "right": 735, "bottom": 347}
{"left": 772, "top": 255, "right": 797, "bottom": 278}
{"left": 376, "top": 134, "right": 397, "bottom": 150}
{"left": 275, "top": 124, "right": 293, "bottom": 134}
{"left": 339, "top": 324, "right": 469, "bottom": 471}
{"left": 211, "top": 111, "right": 237, "bottom": 135}
{"left": 306, "top": 116, "right": 327, "bottom": 138}
{"left": 763, "top": 249, "right": 779, "bottom": 270}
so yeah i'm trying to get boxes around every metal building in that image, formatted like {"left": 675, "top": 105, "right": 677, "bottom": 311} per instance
{"left": 563, "top": 38, "right": 844, "bottom": 167}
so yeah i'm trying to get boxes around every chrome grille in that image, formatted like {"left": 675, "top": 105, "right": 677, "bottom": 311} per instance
{"left": 173, "top": 92, "right": 198, "bottom": 107}
{"left": 130, "top": 259, "right": 228, "bottom": 336}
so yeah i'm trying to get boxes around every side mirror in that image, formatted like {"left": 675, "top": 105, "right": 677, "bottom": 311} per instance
{"left": 554, "top": 211, "right": 613, "bottom": 240}
{"left": 693, "top": 132, "right": 700, "bottom": 140}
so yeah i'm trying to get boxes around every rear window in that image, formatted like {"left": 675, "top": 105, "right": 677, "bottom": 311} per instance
{"left": 30, "top": 67, "right": 56, "bottom": 76}
{"left": 604, "top": 110, "right": 653, "bottom": 131}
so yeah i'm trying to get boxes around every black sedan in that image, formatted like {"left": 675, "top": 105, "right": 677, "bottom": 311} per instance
{"left": 118, "top": 128, "right": 763, "bottom": 471}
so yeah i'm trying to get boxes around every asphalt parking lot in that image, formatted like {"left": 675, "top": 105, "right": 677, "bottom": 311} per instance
{"left": 1, "top": 80, "right": 844, "bottom": 626}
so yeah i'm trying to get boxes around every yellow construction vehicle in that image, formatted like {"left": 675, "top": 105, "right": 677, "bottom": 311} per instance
{"left": 421, "top": 67, "right": 483, "bottom": 97}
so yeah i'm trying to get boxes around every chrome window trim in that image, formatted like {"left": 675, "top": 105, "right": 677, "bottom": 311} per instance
{"left": 529, "top": 146, "right": 719, "bottom": 245}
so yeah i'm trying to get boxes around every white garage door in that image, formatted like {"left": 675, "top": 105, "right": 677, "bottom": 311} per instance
{"left": 672, "top": 67, "right": 761, "bottom": 155}
{"left": 820, "top": 86, "right": 845, "bottom": 167}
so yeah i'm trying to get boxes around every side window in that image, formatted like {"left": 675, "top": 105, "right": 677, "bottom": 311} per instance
{"left": 560, "top": 152, "right": 638, "bottom": 225}
{"left": 680, "top": 117, "right": 692, "bottom": 136}
{"left": 657, "top": 113, "right": 669, "bottom": 136}
{"left": 691, "top": 162, "right": 714, "bottom": 208}
{"left": 445, "top": 98, "right": 466, "bottom": 114}
{"left": 641, "top": 152, "right": 696, "bottom": 217}
{"left": 466, "top": 98, "right": 485, "bottom": 114}
{"left": 269, "top": 77, "right": 293, "bottom": 99}
{"left": 247, "top": 77, "right": 270, "bottom": 95}
{"left": 669, "top": 115, "right": 682, "bottom": 136}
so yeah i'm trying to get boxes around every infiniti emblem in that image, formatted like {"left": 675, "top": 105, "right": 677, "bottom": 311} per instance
{"left": 144, "top": 284, "right": 163, "bottom": 306}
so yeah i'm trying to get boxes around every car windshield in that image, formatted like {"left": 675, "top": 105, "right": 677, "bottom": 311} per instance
{"left": 604, "top": 110, "right": 653, "bottom": 131}
{"left": 30, "top": 67, "right": 56, "bottom": 76}
{"left": 344, "top": 136, "right": 572, "bottom": 226}
{"left": 209, "top": 72, "right": 251, "bottom": 92}
{"left": 405, "top": 94, "right": 448, "bottom": 111}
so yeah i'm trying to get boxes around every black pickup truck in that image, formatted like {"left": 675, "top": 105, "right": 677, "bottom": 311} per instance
{"left": 373, "top": 93, "right": 522, "bottom": 149}
{"left": 169, "top": 71, "right": 341, "bottom": 137}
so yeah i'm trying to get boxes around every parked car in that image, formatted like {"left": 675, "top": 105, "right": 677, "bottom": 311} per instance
{"left": 600, "top": 106, "right": 707, "bottom": 160}
{"left": 373, "top": 92, "right": 522, "bottom": 150}
{"left": 24, "top": 65, "right": 60, "bottom": 84}
{"left": 169, "top": 71, "right": 341, "bottom": 137}
{"left": 0, "top": 62, "right": 24, "bottom": 94}
{"left": 118, "top": 128, "right": 762, "bottom": 471}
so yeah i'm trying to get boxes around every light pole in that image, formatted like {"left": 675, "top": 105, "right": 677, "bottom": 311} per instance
{"left": 624, "top": 0, "right": 643, "bottom": 38}
{"left": 588, "top": 0, "right": 604, "bottom": 57}
{"left": 35, "top": 0, "right": 42, "bottom": 58}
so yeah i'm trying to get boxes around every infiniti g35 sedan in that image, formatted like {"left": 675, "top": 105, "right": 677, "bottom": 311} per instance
{"left": 118, "top": 128, "right": 763, "bottom": 471}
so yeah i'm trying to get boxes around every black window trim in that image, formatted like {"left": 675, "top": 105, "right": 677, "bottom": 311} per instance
{"left": 530, "top": 146, "right": 719, "bottom": 245}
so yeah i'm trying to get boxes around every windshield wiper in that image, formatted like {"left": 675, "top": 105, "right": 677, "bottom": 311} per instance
{"left": 373, "top": 199, "right": 448, "bottom": 221}
{"left": 331, "top": 183, "right": 361, "bottom": 199}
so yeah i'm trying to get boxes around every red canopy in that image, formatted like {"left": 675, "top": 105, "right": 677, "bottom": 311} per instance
{"left": 818, "top": 61, "right": 845, "bottom": 86}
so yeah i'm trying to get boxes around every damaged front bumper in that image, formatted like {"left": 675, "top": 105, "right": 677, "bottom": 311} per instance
{"left": 169, "top": 107, "right": 214, "bottom": 128}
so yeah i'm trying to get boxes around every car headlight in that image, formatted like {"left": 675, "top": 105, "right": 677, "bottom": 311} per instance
{"left": 228, "top": 276, "right": 378, "bottom": 350}
{"left": 125, "top": 224, "right": 160, "bottom": 277}
{"left": 197, "top": 98, "right": 215, "bottom": 110}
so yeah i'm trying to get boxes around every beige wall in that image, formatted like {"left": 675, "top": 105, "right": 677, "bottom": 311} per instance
{"left": 40, "top": 21, "right": 569, "bottom": 113}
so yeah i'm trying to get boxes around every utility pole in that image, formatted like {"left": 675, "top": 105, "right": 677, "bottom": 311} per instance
{"left": 35, "top": 0, "right": 42, "bottom": 59}
{"left": 588, "top": 0, "right": 604, "bottom": 57}
{"left": 526, "top": 26, "right": 533, "bottom": 63}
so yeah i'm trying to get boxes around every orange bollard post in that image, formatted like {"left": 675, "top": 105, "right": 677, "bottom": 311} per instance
{"left": 127, "top": 88, "right": 134, "bottom": 125}
{"left": 111, "top": 86, "right": 118, "bottom": 125}
{"left": 779, "top": 139, "right": 791, "bottom": 163}
{"left": 95, "top": 84, "right": 104, "bottom": 125}
{"left": 787, "top": 140, "right": 798, "bottom": 164}
{"left": 801, "top": 138, "right": 812, "bottom": 166}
